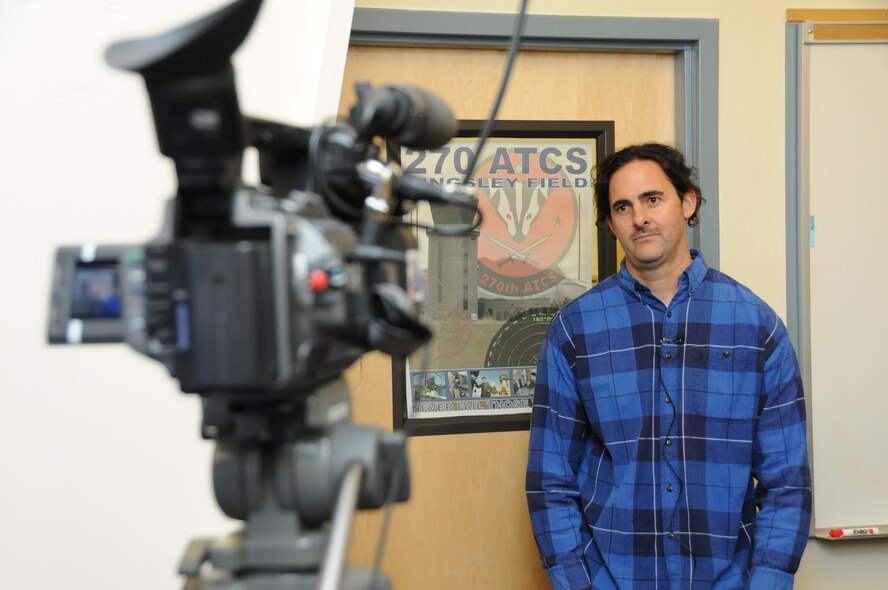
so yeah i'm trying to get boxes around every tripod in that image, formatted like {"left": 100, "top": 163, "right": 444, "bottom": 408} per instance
{"left": 179, "top": 377, "right": 409, "bottom": 590}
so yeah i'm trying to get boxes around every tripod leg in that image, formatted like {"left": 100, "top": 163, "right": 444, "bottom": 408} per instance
{"left": 317, "top": 462, "right": 364, "bottom": 590}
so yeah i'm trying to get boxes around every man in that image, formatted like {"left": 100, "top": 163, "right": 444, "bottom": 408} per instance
{"left": 450, "top": 371, "right": 468, "bottom": 399}
{"left": 480, "top": 376, "right": 496, "bottom": 398}
{"left": 526, "top": 143, "right": 810, "bottom": 589}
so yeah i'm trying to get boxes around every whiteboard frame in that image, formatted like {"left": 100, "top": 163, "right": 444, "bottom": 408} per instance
{"left": 785, "top": 19, "right": 888, "bottom": 540}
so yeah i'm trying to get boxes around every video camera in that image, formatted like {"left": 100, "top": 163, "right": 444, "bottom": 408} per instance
{"left": 46, "top": 0, "right": 476, "bottom": 588}
{"left": 48, "top": 0, "right": 473, "bottom": 406}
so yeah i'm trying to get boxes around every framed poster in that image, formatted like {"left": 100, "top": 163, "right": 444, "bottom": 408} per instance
{"left": 391, "top": 120, "right": 614, "bottom": 436}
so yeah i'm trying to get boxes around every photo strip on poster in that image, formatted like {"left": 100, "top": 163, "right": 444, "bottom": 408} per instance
{"left": 409, "top": 367, "right": 538, "bottom": 417}
{"left": 402, "top": 135, "right": 599, "bottom": 420}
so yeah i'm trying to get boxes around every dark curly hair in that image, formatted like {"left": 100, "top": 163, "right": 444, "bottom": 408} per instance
{"left": 593, "top": 143, "right": 705, "bottom": 230}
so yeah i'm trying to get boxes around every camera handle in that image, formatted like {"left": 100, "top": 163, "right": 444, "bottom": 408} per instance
{"left": 178, "top": 378, "right": 407, "bottom": 590}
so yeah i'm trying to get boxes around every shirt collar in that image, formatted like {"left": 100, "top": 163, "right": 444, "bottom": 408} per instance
{"left": 617, "top": 249, "right": 709, "bottom": 301}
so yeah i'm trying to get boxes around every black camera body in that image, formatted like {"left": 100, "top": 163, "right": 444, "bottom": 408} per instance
{"left": 146, "top": 191, "right": 363, "bottom": 395}
{"left": 49, "top": 187, "right": 366, "bottom": 396}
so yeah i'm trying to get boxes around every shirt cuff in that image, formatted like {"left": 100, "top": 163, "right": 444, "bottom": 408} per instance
{"left": 747, "top": 566, "right": 795, "bottom": 590}
{"left": 545, "top": 559, "right": 592, "bottom": 590}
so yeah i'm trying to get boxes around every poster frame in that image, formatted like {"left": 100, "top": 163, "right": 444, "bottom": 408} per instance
{"left": 390, "top": 119, "right": 615, "bottom": 436}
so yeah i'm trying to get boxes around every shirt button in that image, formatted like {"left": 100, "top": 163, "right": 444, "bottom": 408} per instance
{"left": 665, "top": 439, "right": 673, "bottom": 447}
{"left": 665, "top": 396, "right": 672, "bottom": 404}
{"left": 667, "top": 311, "right": 672, "bottom": 318}
{"left": 664, "top": 353, "right": 672, "bottom": 360}
{"left": 723, "top": 351, "right": 731, "bottom": 358}
{"left": 668, "top": 532, "right": 676, "bottom": 539}
{"left": 667, "top": 484, "right": 674, "bottom": 492}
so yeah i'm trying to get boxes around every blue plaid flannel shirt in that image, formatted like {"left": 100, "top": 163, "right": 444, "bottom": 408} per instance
{"left": 526, "top": 251, "right": 811, "bottom": 590}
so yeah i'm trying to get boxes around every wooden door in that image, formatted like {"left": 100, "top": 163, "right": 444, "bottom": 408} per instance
{"left": 340, "top": 45, "right": 675, "bottom": 589}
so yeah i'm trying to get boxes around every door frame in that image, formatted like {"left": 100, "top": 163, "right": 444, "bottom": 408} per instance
{"left": 350, "top": 9, "right": 720, "bottom": 266}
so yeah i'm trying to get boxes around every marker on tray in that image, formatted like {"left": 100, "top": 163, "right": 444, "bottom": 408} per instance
{"left": 828, "top": 527, "right": 880, "bottom": 538}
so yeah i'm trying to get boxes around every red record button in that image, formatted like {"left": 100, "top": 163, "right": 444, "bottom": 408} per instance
{"left": 308, "top": 269, "right": 330, "bottom": 293}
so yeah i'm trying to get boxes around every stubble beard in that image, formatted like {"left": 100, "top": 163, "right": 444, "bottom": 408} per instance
{"left": 627, "top": 230, "right": 665, "bottom": 268}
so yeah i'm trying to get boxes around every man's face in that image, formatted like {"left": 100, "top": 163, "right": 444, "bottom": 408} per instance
{"left": 606, "top": 159, "right": 694, "bottom": 276}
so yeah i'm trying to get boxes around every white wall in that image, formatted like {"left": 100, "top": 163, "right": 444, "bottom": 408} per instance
{"left": 0, "top": 1, "right": 353, "bottom": 588}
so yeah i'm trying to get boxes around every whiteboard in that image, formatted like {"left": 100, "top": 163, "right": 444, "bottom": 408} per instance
{"left": 806, "top": 40, "right": 888, "bottom": 537}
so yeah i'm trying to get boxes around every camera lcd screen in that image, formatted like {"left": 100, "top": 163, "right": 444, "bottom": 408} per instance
{"left": 70, "top": 261, "right": 122, "bottom": 319}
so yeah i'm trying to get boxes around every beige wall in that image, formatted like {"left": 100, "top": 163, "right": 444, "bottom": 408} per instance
{"left": 353, "top": 0, "right": 888, "bottom": 588}
{"left": 353, "top": 0, "right": 885, "bottom": 317}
